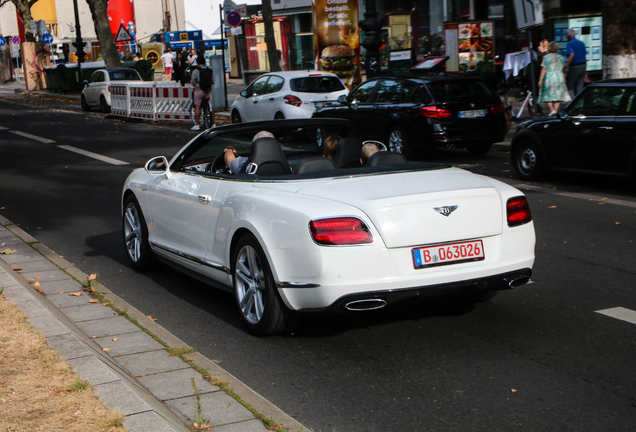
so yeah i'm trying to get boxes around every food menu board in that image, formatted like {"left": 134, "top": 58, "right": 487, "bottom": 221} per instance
{"left": 444, "top": 21, "right": 495, "bottom": 75}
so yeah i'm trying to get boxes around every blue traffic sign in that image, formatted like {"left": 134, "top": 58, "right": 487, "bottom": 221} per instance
{"left": 227, "top": 11, "right": 241, "bottom": 27}
{"left": 42, "top": 32, "right": 53, "bottom": 44}
{"left": 0, "top": 36, "right": 6, "bottom": 46}
{"left": 12, "top": 36, "right": 20, "bottom": 45}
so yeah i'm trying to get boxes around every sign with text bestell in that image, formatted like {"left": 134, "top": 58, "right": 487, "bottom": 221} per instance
{"left": 312, "top": 0, "right": 361, "bottom": 88}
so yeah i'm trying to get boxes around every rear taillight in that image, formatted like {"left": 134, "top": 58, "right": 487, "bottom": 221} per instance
{"left": 309, "top": 217, "right": 373, "bottom": 245}
{"left": 284, "top": 95, "right": 302, "bottom": 107}
{"left": 420, "top": 106, "right": 452, "bottom": 119}
{"left": 507, "top": 196, "right": 532, "bottom": 227}
{"left": 491, "top": 103, "right": 505, "bottom": 114}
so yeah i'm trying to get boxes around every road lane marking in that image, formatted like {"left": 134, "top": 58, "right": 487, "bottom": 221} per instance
{"left": 9, "top": 130, "right": 56, "bottom": 143}
{"left": 596, "top": 307, "right": 636, "bottom": 325}
{"left": 57, "top": 145, "right": 129, "bottom": 166}
{"left": 0, "top": 126, "right": 8, "bottom": 130}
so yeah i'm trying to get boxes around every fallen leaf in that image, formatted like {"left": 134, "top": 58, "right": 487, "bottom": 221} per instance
{"left": 33, "top": 282, "right": 40, "bottom": 286}
{"left": 147, "top": 315, "right": 158, "bottom": 321}
{"left": 34, "top": 287, "right": 43, "bottom": 294}
{"left": 102, "top": 302, "right": 109, "bottom": 306}
{"left": 88, "top": 274, "right": 97, "bottom": 281}
{"left": 548, "top": 206, "right": 557, "bottom": 208}
{"left": 598, "top": 202, "right": 605, "bottom": 205}
{"left": 117, "top": 351, "right": 124, "bottom": 354}
{"left": 60, "top": 291, "right": 65, "bottom": 294}
{"left": 615, "top": 222, "right": 621, "bottom": 225}
{"left": 141, "top": 374, "right": 146, "bottom": 378}
{"left": 88, "top": 299, "right": 99, "bottom": 303}
{"left": 602, "top": 197, "right": 607, "bottom": 200}
{"left": 69, "top": 292, "right": 82, "bottom": 296}
{"left": 92, "top": 336, "right": 96, "bottom": 339}
{"left": 0, "top": 248, "right": 16, "bottom": 254}
{"left": 112, "top": 337, "right": 118, "bottom": 342}
{"left": 511, "top": 389, "right": 518, "bottom": 393}
{"left": 102, "top": 347, "right": 110, "bottom": 352}
{"left": 34, "top": 276, "right": 42, "bottom": 279}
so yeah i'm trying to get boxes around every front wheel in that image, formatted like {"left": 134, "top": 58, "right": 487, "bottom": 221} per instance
{"left": 513, "top": 139, "right": 544, "bottom": 181}
{"left": 100, "top": 95, "right": 111, "bottom": 113}
{"left": 81, "top": 95, "right": 91, "bottom": 112}
{"left": 231, "top": 109, "right": 242, "bottom": 124}
{"left": 123, "top": 195, "right": 155, "bottom": 270}
{"left": 387, "top": 125, "right": 411, "bottom": 158}
{"left": 233, "top": 234, "right": 296, "bottom": 336}
{"left": 202, "top": 102, "right": 213, "bottom": 129}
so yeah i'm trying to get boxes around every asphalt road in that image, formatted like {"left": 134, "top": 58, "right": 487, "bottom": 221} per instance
{"left": 1, "top": 94, "right": 636, "bottom": 431}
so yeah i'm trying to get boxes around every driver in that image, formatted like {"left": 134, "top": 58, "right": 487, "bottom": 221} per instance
{"left": 224, "top": 131, "right": 274, "bottom": 174}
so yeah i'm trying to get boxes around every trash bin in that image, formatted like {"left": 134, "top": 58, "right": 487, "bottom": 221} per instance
{"left": 122, "top": 60, "right": 154, "bottom": 81}
{"left": 44, "top": 65, "right": 60, "bottom": 91}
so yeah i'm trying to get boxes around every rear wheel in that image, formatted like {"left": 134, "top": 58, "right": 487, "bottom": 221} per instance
{"left": 274, "top": 112, "right": 285, "bottom": 120}
{"left": 123, "top": 195, "right": 155, "bottom": 270}
{"left": 202, "top": 103, "right": 213, "bottom": 129}
{"left": 467, "top": 141, "right": 492, "bottom": 156}
{"left": 513, "top": 139, "right": 544, "bottom": 180}
{"left": 463, "top": 289, "right": 498, "bottom": 303}
{"left": 81, "top": 95, "right": 91, "bottom": 112}
{"left": 387, "top": 125, "right": 411, "bottom": 158}
{"left": 231, "top": 110, "right": 242, "bottom": 124}
{"left": 233, "top": 234, "right": 296, "bottom": 336}
{"left": 100, "top": 95, "right": 111, "bottom": 113}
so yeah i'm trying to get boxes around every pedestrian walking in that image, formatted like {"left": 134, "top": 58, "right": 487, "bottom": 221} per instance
{"left": 563, "top": 29, "right": 587, "bottom": 99}
{"left": 173, "top": 52, "right": 186, "bottom": 86}
{"left": 161, "top": 48, "right": 175, "bottom": 81}
{"left": 190, "top": 55, "right": 215, "bottom": 131}
{"left": 538, "top": 41, "right": 571, "bottom": 116}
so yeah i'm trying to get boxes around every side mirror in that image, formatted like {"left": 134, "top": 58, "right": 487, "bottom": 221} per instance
{"left": 83, "top": 80, "right": 89, "bottom": 87}
{"left": 337, "top": 94, "right": 347, "bottom": 104}
{"left": 240, "top": 90, "right": 248, "bottom": 98}
{"left": 145, "top": 156, "right": 170, "bottom": 176}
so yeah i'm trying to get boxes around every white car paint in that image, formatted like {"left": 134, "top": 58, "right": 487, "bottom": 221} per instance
{"left": 231, "top": 71, "right": 349, "bottom": 122}
{"left": 122, "top": 121, "right": 535, "bottom": 319}
{"left": 81, "top": 68, "right": 142, "bottom": 110}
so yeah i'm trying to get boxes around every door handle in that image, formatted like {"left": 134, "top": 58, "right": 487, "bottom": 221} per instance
{"left": 599, "top": 126, "right": 613, "bottom": 130}
{"left": 198, "top": 195, "right": 211, "bottom": 204}
{"left": 253, "top": 100, "right": 258, "bottom": 104}
{"left": 269, "top": 97, "right": 274, "bottom": 101}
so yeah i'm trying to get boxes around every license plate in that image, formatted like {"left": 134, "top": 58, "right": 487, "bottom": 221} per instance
{"left": 412, "top": 240, "right": 485, "bottom": 269}
{"left": 458, "top": 109, "right": 486, "bottom": 119}
{"left": 314, "top": 101, "right": 332, "bottom": 108}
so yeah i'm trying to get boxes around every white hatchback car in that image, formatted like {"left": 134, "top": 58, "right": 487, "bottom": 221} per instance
{"left": 230, "top": 71, "right": 349, "bottom": 123}
{"left": 81, "top": 68, "right": 142, "bottom": 113}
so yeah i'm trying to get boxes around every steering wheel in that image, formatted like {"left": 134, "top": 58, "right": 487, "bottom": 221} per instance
{"left": 209, "top": 155, "right": 230, "bottom": 174}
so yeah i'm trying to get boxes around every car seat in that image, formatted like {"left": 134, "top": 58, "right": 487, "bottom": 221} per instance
{"left": 333, "top": 138, "right": 363, "bottom": 168}
{"left": 244, "top": 137, "right": 292, "bottom": 175}
{"left": 296, "top": 157, "right": 337, "bottom": 174}
{"left": 366, "top": 152, "right": 408, "bottom": 167}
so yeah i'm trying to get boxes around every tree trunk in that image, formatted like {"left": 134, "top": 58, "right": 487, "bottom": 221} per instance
{"left": 10, "top": 0, "right": 37, "bottom": 42}
{"left": 85, "top": 0, "right": 122, "bottom": 68}
{"left": 261, "top": 0, "right": 280, "bottom": 72}
{"left": 603, "top": 0, "right": 636, "bottom": 78}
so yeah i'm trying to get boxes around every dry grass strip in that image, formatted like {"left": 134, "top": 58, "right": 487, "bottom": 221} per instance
{"left": 0, "top": 294, "right": 128, "bottom": 432}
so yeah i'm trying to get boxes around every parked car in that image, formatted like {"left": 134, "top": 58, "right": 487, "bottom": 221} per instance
{"left": 121, "top": 118, "right": 535, "bottom": 335}
{"left": 230, "top": 71, "right": 349, "bottom": 123}
{"left": 511, "top": 79, "right": 636, "bottom": 181}
{"left": 313, "top": 73, "right": 508, "bottom": 158}
{"left": 81, "top": 68, "right": 142, "bottom": 113}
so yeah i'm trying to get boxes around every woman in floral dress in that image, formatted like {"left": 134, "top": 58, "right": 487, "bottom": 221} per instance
{"left": 538, "top": 41, "right": 571, "bottom": 115}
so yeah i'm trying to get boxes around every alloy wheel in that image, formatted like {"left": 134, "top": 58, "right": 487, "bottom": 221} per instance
{"left": 518, "top": 147, "right": 537, "bottom": 176}
{"left": 124, "top": 203, "right": 142, "bottom": 263}
{"left": 389, "top": 129, "right": 405, "bottom": 154}
{"left": 235, "top": 245, "right": 265, "bottom": 325}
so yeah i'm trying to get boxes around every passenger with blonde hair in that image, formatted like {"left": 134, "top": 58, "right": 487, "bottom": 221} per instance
{"left": 538, "top": 41, "right": 570, "bottom": 116}
{"left": 360, "top": 142, "right": 380, "bottom": 165}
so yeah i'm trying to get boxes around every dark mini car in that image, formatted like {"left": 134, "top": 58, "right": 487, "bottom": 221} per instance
{"left": 312, "top": 73, "right": 508, "bottom": 158}
{"left": 511, "top": 79, "right": 636, "bottom": 181}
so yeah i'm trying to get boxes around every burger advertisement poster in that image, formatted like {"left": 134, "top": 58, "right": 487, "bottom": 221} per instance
{"left": 312, "top": 0, "right": 361, "bottom": 88}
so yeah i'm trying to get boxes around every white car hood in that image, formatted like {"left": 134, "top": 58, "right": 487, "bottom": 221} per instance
{"left": 254, "top": 168, "right": 504, "bottom": 248}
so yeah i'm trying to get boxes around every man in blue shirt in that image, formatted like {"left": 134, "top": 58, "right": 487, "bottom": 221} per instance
{"left": 563, "top": 28, "right": 587, "bottom": 99}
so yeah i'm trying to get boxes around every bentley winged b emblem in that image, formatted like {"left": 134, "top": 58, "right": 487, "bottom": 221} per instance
{"left": 434, "top": 205, "right": 458, "bottom": 217}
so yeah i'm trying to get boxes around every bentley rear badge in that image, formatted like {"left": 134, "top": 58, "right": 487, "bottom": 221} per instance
{"left": 434, "top": 205, "right": 458, "bottom": 216}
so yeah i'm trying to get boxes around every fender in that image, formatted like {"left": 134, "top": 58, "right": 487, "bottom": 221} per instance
{"left": 511, "top": 127, "right": 551, "bottom": 171}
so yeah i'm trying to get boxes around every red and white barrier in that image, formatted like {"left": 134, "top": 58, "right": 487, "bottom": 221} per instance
{"left": 110, "top": 82, "right": 192, "bottom": 122}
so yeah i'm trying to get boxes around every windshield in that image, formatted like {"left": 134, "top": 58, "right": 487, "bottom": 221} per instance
{"left": 109, "top": 70, "right": 141, "bottom": 81}
{"left": 427, "top": 80, "right": 496, "bottom": 101}
{"left": 290, "top": 76, "right": 345, "bottom": 93}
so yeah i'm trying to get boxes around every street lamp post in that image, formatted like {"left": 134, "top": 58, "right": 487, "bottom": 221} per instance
{"left": 359, "top": 0, "right": 384, "bottom": 78}
{"left": 72, "top": 0, "right": 87, "bottom": 83}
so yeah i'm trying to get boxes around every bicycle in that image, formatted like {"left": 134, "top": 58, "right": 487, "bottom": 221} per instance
{"left": 189, "top": 92, "right": 214, "bottom": 129}
{"left": 499, "top": 84, "right": 543, "bottom": 121}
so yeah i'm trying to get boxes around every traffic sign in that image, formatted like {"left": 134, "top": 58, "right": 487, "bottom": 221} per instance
{"left": 0, "top": 36, "right": 6, "bottom": 46}
{"left": 12, "top": 36, "right": 21, "bottom": 45}
{"left": 227, "top": 11, "right": 241, "bottom": 27}
{"left": 42, "top": 32, "right": 53, "bottom": 44}
{"left": 114, "top": 23, "right": 134, "bottom": 43}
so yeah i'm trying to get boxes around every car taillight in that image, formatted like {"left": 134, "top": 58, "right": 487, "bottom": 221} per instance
{"left": 507, "top": 196, "right": 532, "bottom": 227}
{"left": 309, "top": 217, "right": 373, "bottom": 245}
{"left": 491, "top": 103, "right": 505, "bottom": 114}
{"left": 284, "top": 95, "right": 302, "bottom": 107}
{"left": 420, "top": 106, "right": 452, "bottom": 119}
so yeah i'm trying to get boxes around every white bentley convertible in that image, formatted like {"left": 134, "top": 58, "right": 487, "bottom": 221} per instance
{"left": 122, "top": 119, "right": 535, "bottom": 335}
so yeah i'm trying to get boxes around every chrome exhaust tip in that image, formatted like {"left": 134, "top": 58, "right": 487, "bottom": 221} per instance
{"left": 506, "top": 275, "right": 531, "bottom": 288}
{"left": 345, "top": 299, "right": 387, "bottom": 311}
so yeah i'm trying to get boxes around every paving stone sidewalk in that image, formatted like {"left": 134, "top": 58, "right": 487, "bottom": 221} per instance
{"left": 0, "top": 214, "right": 304, "bottom": 432}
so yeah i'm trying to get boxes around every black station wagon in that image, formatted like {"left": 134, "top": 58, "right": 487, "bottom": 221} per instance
{"left": 511, "top": 79, "right": 636, "bottom": 180}
{"left": 312, "top": 73, "right": 508, "bottom": 158}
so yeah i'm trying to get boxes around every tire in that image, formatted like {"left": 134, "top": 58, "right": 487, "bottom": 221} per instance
{"left": 100, "top": 95, "right": 111, "bottom": 114}
{"left": 274, "top": 112, "right": 285, "bottom": 120}
{"left": 232, "top": 234, "right": 295, "bottom": 336}
{"left": 202, "top": 103, "right": 213, "bottom": 129}
{"left": 123, "top": 194, "right": 155, "bottom": 270}
{"left": 81, "top": 95, "right": 91, "bottom": 112}
{"left": 513, "top": 139, "right": 544, "bottom": 181}
{"left": 387, "top": 125, "right": 411, "bottom": 158}
{"left": 463, "top": 289, "right": 499, "bottom": 303}
{"left": 467, "top": 141, "right": 493, "bottom": 157}
{"left": 231, "top": 109, "right": 242, "bottom": 124}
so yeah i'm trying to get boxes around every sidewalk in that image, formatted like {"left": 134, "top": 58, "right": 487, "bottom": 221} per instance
{"left": 0, "top": 215, "right": 304, "bottom": 432}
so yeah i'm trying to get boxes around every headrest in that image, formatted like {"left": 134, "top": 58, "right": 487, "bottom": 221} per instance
{"left": 333, "top": 138, "right": 363, "bottom": 169}
{"left": 366, "top": 152, "right": 408, "bottom": 167}
{"left": 245, "top": 137, "right": 291, "bottom": 175}
{"left": 296, "top": 157, "right": 337, "bottom": 174}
